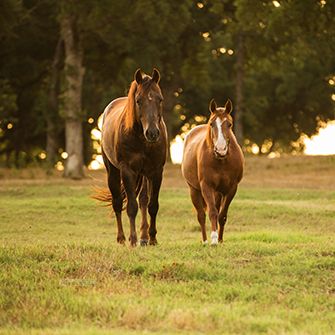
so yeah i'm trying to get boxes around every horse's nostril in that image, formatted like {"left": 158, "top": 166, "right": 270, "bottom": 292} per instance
{"left": 154, "top": 128, "right": 160, "bottom": 138}
{"left": 145, "top": 128, "right": 160, "bottom": 142}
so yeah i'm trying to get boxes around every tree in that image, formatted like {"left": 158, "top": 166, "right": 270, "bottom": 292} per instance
{"left": 59, "top": 2, "right": 85, "bottom": 179}
{"left": 0, "top": 0, "right": 59, "bottom": 166}
{"left": 242, "top": 0, "right": 335, "bottom": 151}
{"left": 46, "top": 37, "right": 64, "bottom": 167}
{"left": 1, "top": 0, "right": 335, "bottom": 168}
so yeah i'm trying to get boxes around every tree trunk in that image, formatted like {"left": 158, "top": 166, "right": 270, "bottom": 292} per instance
{"left": 234, "top": 32, "right": 244, "bottom": 146}
{"left": 60, "top": 14, "right": 85, "bottom": 179}
{"left": 46, "top": 38, "right": 63, "bottom": 167}
{"left": 163, "top": 89, "right": 175, "bottom": 163}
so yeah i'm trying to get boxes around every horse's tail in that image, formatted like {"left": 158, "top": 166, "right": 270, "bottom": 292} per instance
{"left": 92, "top": 175, "right": 143, "bottom": 210}
{"left": 91, "top": 187, "right": 119, "bottom": 207}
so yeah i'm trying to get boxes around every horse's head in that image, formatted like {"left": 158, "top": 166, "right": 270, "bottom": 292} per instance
{"left": 133, "top": 68, "right": 163, "bottom": 143}
{"left": 208, "top": 98, "right": 233, "bottom": 159}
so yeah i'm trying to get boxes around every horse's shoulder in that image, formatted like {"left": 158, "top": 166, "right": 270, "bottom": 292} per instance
{"left": 185, "top": 125, "right": 207, "bottom": 143}
{"left": 184, "top": 126, "right": 207, "bottom": 155}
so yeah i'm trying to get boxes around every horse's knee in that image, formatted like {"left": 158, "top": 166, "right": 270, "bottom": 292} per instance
{"left": 127, "top": 199, "right": 138, "bottom": 218}
{"left": 208, "top": 208, "right": 218, "bottom": 222}
{"left": 148, "top": 201, "right": 159, "bottom": 217}
{"left": 112, "top": 196, "right": 123, "bottom": 213}
{"left": 197, "top": 211, "right": 205, "bottom": 224}
{"left": 219, "top": 215, "right": 227, "bottom": 227}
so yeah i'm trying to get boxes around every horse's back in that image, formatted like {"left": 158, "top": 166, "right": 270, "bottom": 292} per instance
{"left": 182, "top": 125, "right": 207, "bottom": 190}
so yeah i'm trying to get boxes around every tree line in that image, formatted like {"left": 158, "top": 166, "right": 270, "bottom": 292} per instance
{"left": 0, "top": 0, "right": 334, "bottom": 178}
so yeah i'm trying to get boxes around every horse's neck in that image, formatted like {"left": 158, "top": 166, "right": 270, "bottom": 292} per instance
{"left": 121, "top": 107, "right": 143, "bottom": 137}
{"left": 229, "top": 132, "right": 240, "bottom": 148}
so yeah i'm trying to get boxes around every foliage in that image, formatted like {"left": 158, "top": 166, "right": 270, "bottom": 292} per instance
{"left": 0, "top": 0, "right": 335, "bottom": 166}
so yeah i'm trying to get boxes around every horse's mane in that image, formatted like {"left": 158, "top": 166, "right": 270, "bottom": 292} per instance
{"left": 124, "top": 76, "right": 155, "bottom": 131}
{"left": 206, "top": 121, "right": 213, "bottom": 147}
{"left": 206, "top": 115, "right": 215, "bottom": 147}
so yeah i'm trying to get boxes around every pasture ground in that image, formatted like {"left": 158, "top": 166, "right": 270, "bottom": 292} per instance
{"left": 0, "top": 156, "right": 334, "bottom": 334}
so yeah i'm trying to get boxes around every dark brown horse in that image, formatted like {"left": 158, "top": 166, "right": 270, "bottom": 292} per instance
{"left": 182, "top": 99, "right": 244, "bottom": 245}
{"left": 95, "top": 68, "right": 167, "bottom": 246}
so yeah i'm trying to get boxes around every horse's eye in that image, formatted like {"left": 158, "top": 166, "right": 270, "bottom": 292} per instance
{"left": 210, "top": 122, "right": 214, "bottom": 127}
{"left": 136, "top": 98, "right": 142, "bottom": 106}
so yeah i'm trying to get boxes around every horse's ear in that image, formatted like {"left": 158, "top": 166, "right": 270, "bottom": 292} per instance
{"left": 134, "top": 69, "right": 143, "bottom": 84}
{"left": 209, "top": 99, "right": 217, "bottom": 114}
{"left": 152, "top": 68, "right": 160, "bottom": 84}
{"left": 224, "top": 99, "right": 233, "bottom": 114}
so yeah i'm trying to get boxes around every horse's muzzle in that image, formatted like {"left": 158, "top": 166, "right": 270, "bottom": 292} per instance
{"left": 145, "top": 128, "right": 160, "bottom": 143}
{"left": 214, "top": 147, "right": 228, "bottom": 159}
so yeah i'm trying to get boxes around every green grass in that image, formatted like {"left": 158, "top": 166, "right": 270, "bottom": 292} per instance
{"left": 0, "top": 178, "right": 334, "bottom": 334}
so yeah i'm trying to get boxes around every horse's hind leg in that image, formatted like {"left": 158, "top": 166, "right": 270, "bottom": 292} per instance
{"left": 190, "top": 186, "right": 207, "bottom": 243}
{"left": 218, "top": 185, "right": 237, "bottom": 243}
{"left": 139, "top": 177, "right": 149, "bottom": 246}
{"left": 103, "top": 152, "right": 125, "bottom": 244}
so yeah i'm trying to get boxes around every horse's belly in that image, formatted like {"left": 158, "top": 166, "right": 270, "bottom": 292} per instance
{"left": 101, "top": 132, "right": 119, "bottom": 168}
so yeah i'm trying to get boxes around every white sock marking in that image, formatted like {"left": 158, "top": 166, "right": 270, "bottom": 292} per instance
{"left": 211, "top": 231, "right": 218, "bottom": 245}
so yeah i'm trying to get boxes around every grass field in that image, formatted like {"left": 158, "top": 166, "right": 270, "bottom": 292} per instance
{"left": 0, "top": 156, "right": 334, "bottom": 334}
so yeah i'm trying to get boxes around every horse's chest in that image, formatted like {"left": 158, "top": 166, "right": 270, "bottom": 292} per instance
{"left": 121, "top": 146, "right": 163, "bottom": 176}
{"left": 205, "top": 165, "right": 235, "bottom": 193}
{"left": 215, "top": 175, "right": 232, "bottom": 192}
{"left": 142, "top": 148, "right": 165, "bottom": 175}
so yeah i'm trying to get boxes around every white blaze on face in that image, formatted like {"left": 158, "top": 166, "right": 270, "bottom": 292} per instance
{"left": 214, "top": 117, "right": 228, "bottom": 155}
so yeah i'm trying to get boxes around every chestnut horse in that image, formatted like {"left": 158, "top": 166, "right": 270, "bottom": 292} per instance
{"left": 182, "top": 99, "right": 244, "bottom": 245}
{"left": 96, "top": 69, "right": 167, "bottom": 246}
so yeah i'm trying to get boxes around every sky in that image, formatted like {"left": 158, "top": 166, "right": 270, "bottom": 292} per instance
{"left": 304, "top": 121, "right": 335, "bottom": 156}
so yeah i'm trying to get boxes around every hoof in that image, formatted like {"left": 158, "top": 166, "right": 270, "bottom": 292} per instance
{"left": 202, "top": 240, "right": 208, "bottom": 246}
{"left": 140, "top": 239, "right": 148, "bottom": 246}
{"left": 210, "top": 231, "right": 218, "bottom": 246}
{"left": 149, "top": 238, "right": 158, "bottom": 246}
{"left": 129, "top": 236, "right": 137, "bottom": 247}
{"left": 117, "top": 236, "right": 126, "bottom": 245}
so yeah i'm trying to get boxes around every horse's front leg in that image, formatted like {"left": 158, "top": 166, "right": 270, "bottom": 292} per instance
{"left": 121, "top": 167, "right": 139, "bottom": 247}
{"left": 218, "top": 185, "right": 237, "bottom": 243}
{"left": 139, "top": 177, "right": 149, "bottom": 246}
{"left": 148, "top": 172, "right": 163, "bottom": 245}
{"left": 201, "top": 182, "right": 219, "bottom": 246}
